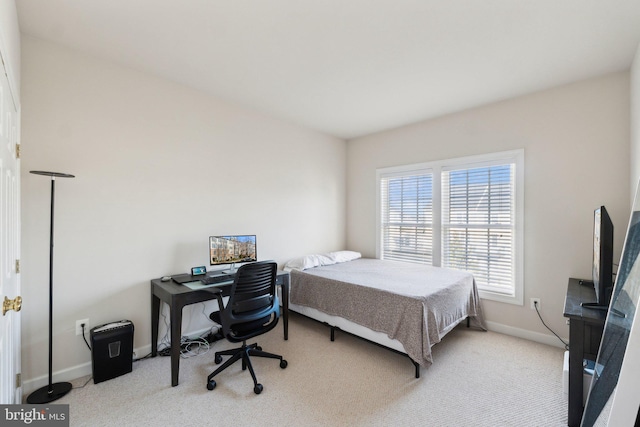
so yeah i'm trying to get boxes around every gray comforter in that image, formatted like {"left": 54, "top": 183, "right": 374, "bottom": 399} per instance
{"left": 290, "top": 258, "right": 486, "bottom": 367}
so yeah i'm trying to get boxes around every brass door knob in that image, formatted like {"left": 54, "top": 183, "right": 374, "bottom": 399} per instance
{"left": 2, "top": 295, "right": 22, "bottom": 316}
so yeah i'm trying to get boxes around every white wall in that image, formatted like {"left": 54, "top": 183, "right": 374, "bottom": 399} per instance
{"left": 347, "top": 72, "right": 630, "bottom": 342}
{"left": 0, "top": 0, "right": 20, "bottom": 100}
{"left": 20, "top": 36, "right": 346, "bottom": 389}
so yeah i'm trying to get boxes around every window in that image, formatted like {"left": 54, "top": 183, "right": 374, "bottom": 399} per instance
{"left": 377, "top": 150, "right": 524, "bottom": 305}
{"left": 380, "top": 172, "right": 433, "bottom": 264}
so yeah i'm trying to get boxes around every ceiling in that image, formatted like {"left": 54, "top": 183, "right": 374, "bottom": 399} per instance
{"left": 16, "top": 1, "right": 640, "bottom": 140}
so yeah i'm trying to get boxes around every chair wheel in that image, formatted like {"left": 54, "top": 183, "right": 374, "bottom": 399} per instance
{"left": 280, "top": 359, "right": 288, "bottom": 369}
{"left": 207, "top": 380, "right": 216, "bottom": 391}
{"left": 214, "top": 354, "right": 222, "bottom": 364}
{"left": 254, "top": 383, "right": 263, "bottom": 394}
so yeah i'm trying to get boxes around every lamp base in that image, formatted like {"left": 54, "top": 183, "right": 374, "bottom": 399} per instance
{"left": 26, "top": 382, "right": 72, "bottom": 404}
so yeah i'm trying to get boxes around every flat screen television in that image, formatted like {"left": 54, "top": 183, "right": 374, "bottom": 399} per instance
{"left": 209, "top": 235, "right": 257, "bottom": 273}
{"left": 582, "top": 206, "right": 614, "bottom": 311}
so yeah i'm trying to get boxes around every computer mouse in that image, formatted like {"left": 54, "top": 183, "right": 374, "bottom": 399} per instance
{"left": 161, "top": 276, "right": 171, "bottom": 282}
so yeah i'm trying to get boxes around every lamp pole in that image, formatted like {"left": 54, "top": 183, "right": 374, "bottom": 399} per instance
{"left": 27, "top": 170, "right": 75, "bottom": 404}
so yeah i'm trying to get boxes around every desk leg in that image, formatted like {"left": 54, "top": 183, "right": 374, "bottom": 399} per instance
{"left": 170, "top": 298, "right": 184, "bottom": 387}
{"left": 151, "top": 293, "right": 160, "bottom": 357}
{"left": 568, "top": 319, "right": 584, "bottom": 427}
{"left": 282, "top": 276, "right": 289, "bottom": 340}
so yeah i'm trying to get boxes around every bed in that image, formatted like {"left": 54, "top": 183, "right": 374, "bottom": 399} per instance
{"left": 284, "top": 252, "right": 486, "bottom": 377}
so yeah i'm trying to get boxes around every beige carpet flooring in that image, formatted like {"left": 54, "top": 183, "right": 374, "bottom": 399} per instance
{"left": 56, "top": 312, "right": 567, "bottom": 426}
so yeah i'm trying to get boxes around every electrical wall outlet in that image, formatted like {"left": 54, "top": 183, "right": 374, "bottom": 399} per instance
{"left": 75, "top": 318, "right": 89, "bottom": 336}
{"left": 530, "top": 298, "right": 541, "bottom": 310}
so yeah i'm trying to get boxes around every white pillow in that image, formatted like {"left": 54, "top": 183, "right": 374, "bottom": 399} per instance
{"left": 326, "top": 250, "right": 361, "bottom": 263}
{"left": 283, "top": 251, "right": 361, "bottom": 271}
{"left": 283, "top": 253, "right": 332, "bottom": 271}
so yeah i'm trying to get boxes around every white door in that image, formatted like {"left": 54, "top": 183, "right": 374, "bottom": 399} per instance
{"left": 0, "top": 53, "right": 21, "bottom": 404}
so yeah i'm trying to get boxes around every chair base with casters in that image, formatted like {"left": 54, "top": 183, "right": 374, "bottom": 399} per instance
{"left": 206, "top": 340, "right": 288, "bottom": 394}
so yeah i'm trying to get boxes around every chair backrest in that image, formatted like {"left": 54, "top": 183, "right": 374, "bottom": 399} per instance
{"left": 220, "top": 261, "right": 279, "bottom": 342}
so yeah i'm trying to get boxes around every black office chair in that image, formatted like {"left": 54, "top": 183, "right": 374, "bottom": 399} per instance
{"left": 206, "top": 261, "right": 287, "bottom": 394}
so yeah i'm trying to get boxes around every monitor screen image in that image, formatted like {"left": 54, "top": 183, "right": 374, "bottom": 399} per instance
{"left": 209, "top": 235, "right": 257, "bottom": 266}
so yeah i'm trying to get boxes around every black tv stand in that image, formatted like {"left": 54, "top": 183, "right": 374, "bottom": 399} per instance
{"left": 564, "top": 278, "right": 606, "bottom": 426}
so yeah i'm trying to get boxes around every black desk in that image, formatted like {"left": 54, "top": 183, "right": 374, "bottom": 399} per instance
{"left": 563, "top": 278, "right": 606, "bottom": 427}
{"left": 150, "top": 271, "right": 290, "bottom": 386}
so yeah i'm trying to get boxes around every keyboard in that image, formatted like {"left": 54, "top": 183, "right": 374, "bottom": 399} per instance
{"left": 200, "top": 274, "right": 233, "bottom": 285}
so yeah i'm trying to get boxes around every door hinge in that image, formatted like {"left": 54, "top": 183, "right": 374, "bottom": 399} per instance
{"left": 16, "top": 373, "right": 21, "bottom": 388}
{"left": 15, "top": 259, "right": 20, "bottom": 274}
{"left": 15, "top": 143, "right": 20, "bottom": 159}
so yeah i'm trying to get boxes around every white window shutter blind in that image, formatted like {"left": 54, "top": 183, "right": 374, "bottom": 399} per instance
{"left": 380, "top": 172, "right": 433, "bottom": 264}
{"left": 442, "top": 164, "right": 515, "bottom": 295}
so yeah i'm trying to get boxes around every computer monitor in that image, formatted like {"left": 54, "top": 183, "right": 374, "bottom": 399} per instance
{"left": 209, "top": 235, "right": 257, "bottom": 273}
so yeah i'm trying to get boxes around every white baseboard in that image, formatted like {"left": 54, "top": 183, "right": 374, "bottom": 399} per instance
{"left": 485, "top": 320, "right": 568, "bottom": 349}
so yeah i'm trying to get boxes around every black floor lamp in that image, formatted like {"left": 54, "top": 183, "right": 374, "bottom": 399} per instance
{"left": 27, "top": 170, "right": 75, "bottom": 404}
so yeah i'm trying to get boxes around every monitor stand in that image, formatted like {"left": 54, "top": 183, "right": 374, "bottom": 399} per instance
{"left": 222, "top": 263, "right": 236, "bottom": 275}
